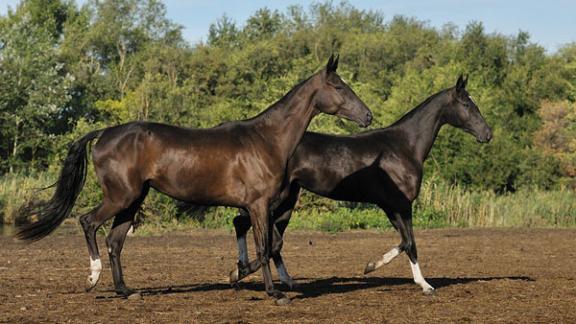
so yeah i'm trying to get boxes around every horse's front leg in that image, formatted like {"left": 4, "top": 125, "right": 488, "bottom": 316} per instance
{"left": 364, "top": 205, "right": 434, "bottom": 294}
{"left": 364, "top": 206, "right": 404, "bottom": 274}
{"left": 269, "top": 182, "right": 300, "bottom": 289}
{"left": 248, "top": 200, "right": 290, "bottom": 305}
{"left": 394, "top": 207, "right": 434, "bottom": 294}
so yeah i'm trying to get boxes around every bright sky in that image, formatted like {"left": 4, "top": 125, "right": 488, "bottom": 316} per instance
{"left": 2, "top": 0, "right": 574, "bottom": 53}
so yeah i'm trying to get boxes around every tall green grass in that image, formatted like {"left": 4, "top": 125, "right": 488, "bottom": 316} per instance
{"left": 1, "top": 173, "right": 575, "bottom": 231}
{"left": 282, "top": 181, "right": 576, "bottom": 231}
{"left": 416, "top": 181, "right": 576, "bottom": 227}
{"left": 0, "top": 173, "right": 54, "bottom": 224}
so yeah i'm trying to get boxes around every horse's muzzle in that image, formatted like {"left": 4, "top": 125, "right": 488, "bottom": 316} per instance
{"left": 476, "top": 127, "right": 492, "bottom": 143}
{"left": 360, "top": 111, "right": 373, "bottom": 128}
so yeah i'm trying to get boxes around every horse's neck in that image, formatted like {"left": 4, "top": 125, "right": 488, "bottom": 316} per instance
{"left": 252, "top": 77, "right": 318, "bottom": 162}
{"left": 393, "top": 94, "right": 448, "bottom": 164}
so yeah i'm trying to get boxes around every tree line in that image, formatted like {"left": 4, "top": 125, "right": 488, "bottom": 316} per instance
{"left": 1, "top": 0, "right": 575, "bottom": 194}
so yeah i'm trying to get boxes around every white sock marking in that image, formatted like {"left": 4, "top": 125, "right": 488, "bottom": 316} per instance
{"left": 88, "top": 257, "right": 102, "bottom": 286}
{"left": 373, "top": 247, "right": 401, "bottom": 270}
{"left": 382, "top": 247, "right": 401, "bottom": 264}
{"left": 410, "top": 261, "right": 434, "bottom": 293}
{"left": 237, "top": 236, "right": 249, "bottom": 266}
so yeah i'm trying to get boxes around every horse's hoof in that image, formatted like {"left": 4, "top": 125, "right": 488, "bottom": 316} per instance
{"left": 275, "top": 296, "right": 291, "bottom": 306}
{"left": 116, "top": 287, "right": 136, "bottom": 297}
{"left": 231, "top": 282, "right": 241, "bottom": 290}
{"left": 229, "top": 268, "right": 240, "bottom": 284}
{"left": 423, "top": 287, "right": 435, "bottom": 295}
{"left": 127, "top": 292, "right": 142, "bottom": 300}
{"left": 85, "top": 276, "right": 99, "bottom": 292}
{"left": 364, "top": 262, "right": 376, "bottom": 275}
{"left": 283, "top": 280, "right": 299, "bottom": 291}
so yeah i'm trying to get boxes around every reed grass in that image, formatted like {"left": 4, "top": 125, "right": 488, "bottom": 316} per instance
{"left": 1, "top": 173, "right": 575, "bottom": 232}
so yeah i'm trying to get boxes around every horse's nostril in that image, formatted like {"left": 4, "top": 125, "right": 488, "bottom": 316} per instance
{"left": 486, "top": 129, "right": 493, "bottom": 142}
{"left": 366, "top": 112, "right": 373, "bottom": 122}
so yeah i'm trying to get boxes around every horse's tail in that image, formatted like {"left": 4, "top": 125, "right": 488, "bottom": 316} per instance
{"left": 16, "top": 129, "right": 104, "bottom": 241}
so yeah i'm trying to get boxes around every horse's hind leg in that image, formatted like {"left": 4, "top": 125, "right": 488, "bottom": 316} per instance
{"left": 80, "top": 201, "right": 126, "bottom": 292}
{"left": 230, "top": 212, "right": 260, "bottom": 284}
{"left": 105, "top": 186, "right": 148, "bottom": 297}
{"left": 234, "top": 210, "right": 251, "bottom": 267}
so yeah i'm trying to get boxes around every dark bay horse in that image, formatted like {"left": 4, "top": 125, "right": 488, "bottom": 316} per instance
{"left": 16, "top": 55, "right": 372, "bottom": 304}
{"left": 231, "top": 75, "right": 492, "bottom": 294}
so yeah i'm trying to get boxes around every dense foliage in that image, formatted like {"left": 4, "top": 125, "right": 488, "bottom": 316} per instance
{"left": 1, "top": 0, "right": 574, "bottom": 227}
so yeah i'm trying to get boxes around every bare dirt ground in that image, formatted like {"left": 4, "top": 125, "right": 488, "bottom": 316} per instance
{"left": 1, "top": 227, "right": 575, "bottom": 323}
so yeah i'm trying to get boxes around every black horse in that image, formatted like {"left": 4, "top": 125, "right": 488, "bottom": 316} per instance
{"left": 231, "top": 75, "right": 492, "bottom": 294}
{"left": 16, "top": 55, "right": 372, "bottom": 305}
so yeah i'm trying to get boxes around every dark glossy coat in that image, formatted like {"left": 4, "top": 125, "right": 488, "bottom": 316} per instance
{"left": 232, "top": 76, "right": 492, "bottom": 293}
{"left": 16, "top": 55, "right": 372, "bottom": 304}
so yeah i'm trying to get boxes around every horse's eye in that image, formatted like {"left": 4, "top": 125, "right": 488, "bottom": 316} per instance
{"left": 334, "top": 86, "right": 344, "bottom": 91}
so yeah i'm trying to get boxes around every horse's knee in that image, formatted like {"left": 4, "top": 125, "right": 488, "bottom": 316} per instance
{"left": 401, "top": 241, "right": 418, "bottom": 263}
{"left": 400, "top": 239, "right": 411, "bottom": 251}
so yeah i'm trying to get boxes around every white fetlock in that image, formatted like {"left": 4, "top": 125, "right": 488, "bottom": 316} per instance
{"left": 230, "top": 267, "right": 240, "bottom": 283}
{"left": 382, "top": 247, "right": 401, "bottom": 264}
{"left": 86, "top": 257, "right": 102, "bottom": 291}
{"left": 420, "top": 282, "right": 435, "bottom": 295}
{"left": 365, "top": 247, "right": 401, "bottom": 274}
{"left": 410, "top": 261, "right": 434, "bottom": 295}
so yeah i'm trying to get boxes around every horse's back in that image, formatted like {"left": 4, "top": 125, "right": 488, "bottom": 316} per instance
{"left": 90, "top": 121, "right": 274, "bottom": 207}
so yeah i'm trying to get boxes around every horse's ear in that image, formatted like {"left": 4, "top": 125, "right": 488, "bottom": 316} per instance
{"left": 326, "top": 53, "right": 338, "bottom": 73}
{"left": 456, "top": 74, "right": 466, "bottom": 91}
{"left": 332, "top": 54, "right": 339, "bottom": 71}
{"left": 326, "top": 54, "right": 335, "bottom": 73}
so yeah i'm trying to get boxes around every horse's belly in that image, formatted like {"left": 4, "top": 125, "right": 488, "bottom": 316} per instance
{"left": 149, "top": 162, "right": 245, "bottom": 207}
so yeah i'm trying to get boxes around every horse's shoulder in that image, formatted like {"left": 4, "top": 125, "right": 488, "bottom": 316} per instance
{"left": 376, "top": 146, "right": 422, "bottom": 202}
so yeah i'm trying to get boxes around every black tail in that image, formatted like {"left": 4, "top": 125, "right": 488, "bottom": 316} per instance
{"left": 16, "top": 129, "right": 104, "bottom": 241}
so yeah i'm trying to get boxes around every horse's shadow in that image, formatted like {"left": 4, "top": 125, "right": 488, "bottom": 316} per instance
{"left": 95, "top": 275, "right": 534, "bottom": 300}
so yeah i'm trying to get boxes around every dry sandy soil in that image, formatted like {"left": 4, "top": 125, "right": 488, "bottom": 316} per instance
{"left": 1, "top": 227, "right": 575, "bottom": 323}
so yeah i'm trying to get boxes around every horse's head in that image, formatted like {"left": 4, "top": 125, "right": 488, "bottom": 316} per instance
{"left": 443, "top": 75, "right": 492, "bottom": 143}
{"left": 312, "top": 54, "right": 373, "bottom": 127}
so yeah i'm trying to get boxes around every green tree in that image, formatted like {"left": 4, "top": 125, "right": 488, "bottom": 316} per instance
{"left": 0, "top": 1, "right": 72, "bottom": 173}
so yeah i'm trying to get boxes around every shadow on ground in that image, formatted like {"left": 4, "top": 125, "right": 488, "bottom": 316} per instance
{"left": 94, "top": 275, "right": 534, "bottom": 300}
